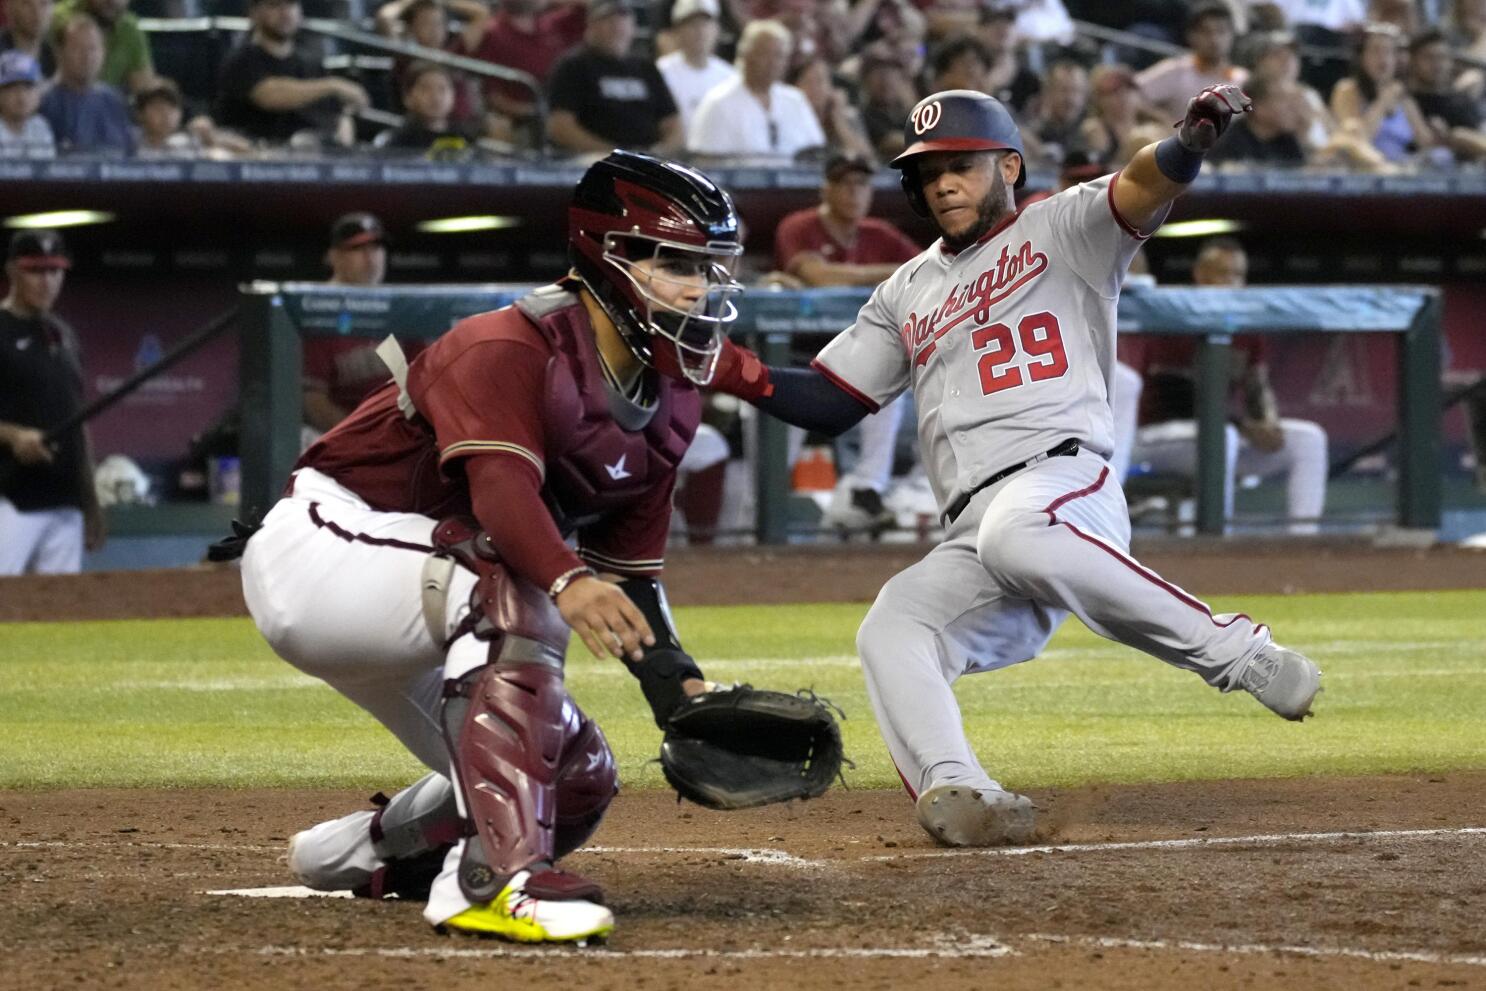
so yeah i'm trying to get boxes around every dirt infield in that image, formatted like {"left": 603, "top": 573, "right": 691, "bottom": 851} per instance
{"left": 2, "top": 539, "right": 1484, "bottom": 622}
{"left": 3, "top": 775, "right": 1484, "bottom": 990}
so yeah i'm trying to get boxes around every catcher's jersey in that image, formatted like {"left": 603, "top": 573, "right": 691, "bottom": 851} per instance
{"left": 813, "top": 172, "right": 1167, "bottom": 514}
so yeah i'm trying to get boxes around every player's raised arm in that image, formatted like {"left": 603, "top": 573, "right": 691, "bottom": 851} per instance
{"left": 1113, "top": 84, "right": 1253, "bottom": 231}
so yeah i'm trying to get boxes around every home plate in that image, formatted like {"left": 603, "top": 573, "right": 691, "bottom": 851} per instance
{"left": 207, "top": 886, "right": 354, "bottom": 899}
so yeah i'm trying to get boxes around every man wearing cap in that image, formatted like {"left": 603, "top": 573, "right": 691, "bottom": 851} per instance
{"left": 654, "top": 0, "right": 733, "bottom": 135}
{"left": 39, "top": 12, "right": 135, "bottom": 154}
{"left": 0, "top": 229, "right": 105, "bottom": 574}
{"left": 546, "top": 0, "right": 682, "bottom": 155}
{"left": 301, "top": 213, "right": 423, "bottom": 436}
{"left": 0, "top": 0, "right": 58, "bottom": 79}
{"left": 50, "top": 0, "right": 152, "bottom": 94}
{"left": 215, "top": 0, "right": 369, "bottom": 146}
{"left": 0, "top": 50, "right": 55, "bottom": 155}
{"left": 774, "top": 152, "right": 922, "bottom": 537}
{"left": 687, "top": 18, "right": 823, "bottom": 159}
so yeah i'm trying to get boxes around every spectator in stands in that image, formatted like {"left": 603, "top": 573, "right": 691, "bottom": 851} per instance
{"left": 1251, "top": 0, "right": 1365, "bottom": 50}
{"left": 1447, "top": 0, "right": 1486, "bottom": 58}
{"left": 927, "top": 34, "right": 991, "bottom": 94}
{"left": 547, "top": 0, "right": 682, "bottom": 155}
{"left": 0, "top": 49, "right": 53, "bottom": 156}
{"left": 978, "top": 4, "right": 1040, "bottom": 113}
{"left": 1129, "top": 238, "right": 1328, "bottom": 535}
{"left": 1207, "top": 74, "right": 1307, "bottom": 165}
{"left": 688, "top": 19, "right": 823, "bottom": 159}
{"left": 301, "top": 213, "right": 415, "bottom": 438}
{"left": 857, "top": 50, "right": 914, "bottom": 159}
{"left": 0, "top": 229, "right": 105, "bottom": 574}
{"left": 0, "top": 0, "right": 56, "bottom": 78}
{"left": 1024, "top": 56, "right": 1090, "bottom": 167}
{"left": 464, "top": 0, "right": 585, "bottom": 136}
{"left": 1136, "top": 1, "right": 1247, "bottom": 119}
{"left": 40, "top": 14, "right": 134, "bottom": 154}
{"left": 1079, "top": 63, "right": 1162, "bottom": 166}
{"left": 1244, "top": 30, "right": 1334, "bottom": 153}
{"left": 1406, "top": 28, "right": 1486, "bottom": 162}
{"left": 790, "top": 55, "right": 875, "bottom": 162}
{"left": 215, "top": 0, "right": 369, "bottom": 148}
{"left": 1366, "top": 0, "right": 1417, "bottom": 37}
{"left": 373, "top": 60, "right": 474, "bottom": 154}
{"left": 51, "top": 0, "right": 150, "bottom": 93}
{"left": 775, "top": 152, "right": 921, "bottom": 536}
{"left": 773, "top": 151, "right": 918, "bottom": 285}
{"left": 375, "top": 0, "right": 484, "bottom": 125}
{"left": 133, "top": 76, "right": 248, "bottom": 158}
{"left": 655, "top": 0, "right": 733, "bottom": 134}
{"left": 1330, "top": 23, "right": 1432, "bottom": 164}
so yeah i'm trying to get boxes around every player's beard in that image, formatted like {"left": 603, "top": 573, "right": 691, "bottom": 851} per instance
{"left": 937, "top": 166, "right": 1011, "bottom": 253}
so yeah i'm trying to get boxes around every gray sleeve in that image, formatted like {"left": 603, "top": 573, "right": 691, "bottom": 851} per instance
{"left": 809, "top": 275, "right": 912, "bottom": 412}
{"left": 1043, "top": 172, "right": 1169, "bottom": 299}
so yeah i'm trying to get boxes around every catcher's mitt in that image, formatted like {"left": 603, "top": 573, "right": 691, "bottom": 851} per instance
{"left": 659, "top": 686, "right": 844, "bottom": 810}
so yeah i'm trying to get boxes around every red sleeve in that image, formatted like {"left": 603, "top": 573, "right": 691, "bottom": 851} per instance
{"left": 773, "top": 210, "right": 815, "bottom": 272}
{"left": 413, "top": 339, "right": 550, "bottom": 479}
{"left": 576, "top": 473, "right": 677, "bottom": 577}
{"left": 1237, "top": 334, "right": 1268, "bottom": 366}
{"left": 466, "top": 454, "right": 586, "bottom": 592}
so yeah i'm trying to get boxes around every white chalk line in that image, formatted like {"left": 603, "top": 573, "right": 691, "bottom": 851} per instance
{"left": 209, "top": 886, "right": 353, "bottom": 899}
{"left": 248, "top": 939, "right": 1014, "bottom": 961}
{"left": 0, "top": 839, "right": 282, "bottom": 852}
{"left": 584, "top": 845, "right": 819, "bottom": 867}
{"left": 1022, "top": 933, "right": 1486, "bottom": 969}
{"left": 861, "top": 826, "right": 1486, "bottom": 863}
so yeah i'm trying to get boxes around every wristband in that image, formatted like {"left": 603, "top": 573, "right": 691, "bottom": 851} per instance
{"left": 548, "top": 566, "right": 595, "bottom": 600}
{"left": 711, "top": 337, "right": 774, "bottom": 402}
{"left": 1155, "top": 135, "right": 1205, "bottom": 184}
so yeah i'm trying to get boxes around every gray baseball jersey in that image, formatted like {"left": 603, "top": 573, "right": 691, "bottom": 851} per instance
{"left": 813, "top": 173, "right": 1165, "bottom": 515}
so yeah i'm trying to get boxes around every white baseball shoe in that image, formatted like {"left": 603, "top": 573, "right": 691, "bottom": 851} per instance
{"left": 915, "top": 784, "right": 1036, "bottom": 847}
{"left": 441, "top": 869, "right": 614, "bottom": 944}
{"left": 1238, "top": 644, "right": 1321, "bottom": 721}
{"left": 821, "top": 481, "right": 895, "bottom": 538}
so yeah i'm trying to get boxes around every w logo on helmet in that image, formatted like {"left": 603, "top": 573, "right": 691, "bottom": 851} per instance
{"left": 910, "top": 100, "right": 942, "bottom": 135}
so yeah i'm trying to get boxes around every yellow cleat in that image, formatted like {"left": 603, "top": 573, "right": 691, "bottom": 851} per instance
{"left": 441, "top": 870, "right": 615, "bottom": 944}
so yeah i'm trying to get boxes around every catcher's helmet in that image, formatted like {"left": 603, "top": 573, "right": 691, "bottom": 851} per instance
{"left": 569, "top": 151, "right": 744, "bottom": 386}
{"left": 889, "top": 89, "right": 1026, "bottom": 217}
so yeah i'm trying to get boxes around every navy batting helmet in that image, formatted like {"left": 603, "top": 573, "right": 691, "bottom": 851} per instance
{"left": 889, "top": 89, "right": 1026, "bottom": 216}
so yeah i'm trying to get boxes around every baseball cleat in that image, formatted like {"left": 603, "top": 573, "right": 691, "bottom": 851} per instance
{"left": 915, "top": 784, "right": 1036, "bottom": 847}
{"left": 822, "top": 483, "right": 896, "bottom": 538}
{"left": 1238, "top": 644, "right": 1321, "bottom": 721}
{"left": 441, "top": 870, "right": 614, "bottom": 943}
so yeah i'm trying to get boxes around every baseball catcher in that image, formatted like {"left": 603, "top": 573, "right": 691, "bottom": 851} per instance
{"left": 230, "top": 151, "right": 839, "bottom": 946}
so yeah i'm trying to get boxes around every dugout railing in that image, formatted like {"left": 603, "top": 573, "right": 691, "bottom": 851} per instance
{"left": 238, "top": 282, "right": 1441, "bottom": 542}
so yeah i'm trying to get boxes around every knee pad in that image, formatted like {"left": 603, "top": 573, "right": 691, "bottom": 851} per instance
{"left": 553, "top": 702, "right": 618, "bottom": 860}
{"left": 442, "top": 659, "right": 570, "bottom": 904}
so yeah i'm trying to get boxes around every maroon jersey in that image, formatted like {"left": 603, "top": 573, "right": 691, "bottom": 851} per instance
{"left": 1138, "top": 333, "right": 1268, "bottom": 425}
{"left": 773, "top": 209, "right": 920, "bottom": 273}
{"left": 300, "top": 285, "right": 699, "bottom": 577}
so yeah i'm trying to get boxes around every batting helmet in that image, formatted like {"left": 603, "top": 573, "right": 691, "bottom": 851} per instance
{"left": 569, "top": 151, "right": 744, "bottom": 386}
{"left": 889, "top": 89, "right": 1026, "bottom": 217}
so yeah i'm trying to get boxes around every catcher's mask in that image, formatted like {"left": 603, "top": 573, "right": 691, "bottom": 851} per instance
{"left": 570, "top": 151, "right": 744, "bottom": 386}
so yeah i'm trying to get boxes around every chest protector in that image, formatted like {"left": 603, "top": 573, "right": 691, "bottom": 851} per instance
{"left": 517, "top": 286, "right": 700, "bottom": 532}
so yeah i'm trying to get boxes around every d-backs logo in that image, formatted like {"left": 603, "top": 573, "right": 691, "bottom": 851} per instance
{"left": 901, "top": 240, "right": 1049, "bottom": 368}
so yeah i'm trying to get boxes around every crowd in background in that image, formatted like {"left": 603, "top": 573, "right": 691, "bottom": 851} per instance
{"left": 0, "top": 0, "right": 1484, "bottom": 168}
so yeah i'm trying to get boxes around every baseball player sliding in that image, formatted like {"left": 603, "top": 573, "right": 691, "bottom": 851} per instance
{"left": 708, "top": 86, "right": 1322, "bottom": 846}
{"left": 228, "top": 152, "right": 800, "bottom": 944}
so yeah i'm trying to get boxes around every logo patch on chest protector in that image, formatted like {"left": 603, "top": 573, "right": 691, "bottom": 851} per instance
{"left": 901, "top": 240, "right": 1050, "bottom": 368}
{"left": 605, "top": 454, "right": 633, "bottom": 481}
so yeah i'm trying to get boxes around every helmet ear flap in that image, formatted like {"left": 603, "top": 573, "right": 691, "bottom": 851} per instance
{"left": 900, "top": 163, "right": 929, "bottom": 218}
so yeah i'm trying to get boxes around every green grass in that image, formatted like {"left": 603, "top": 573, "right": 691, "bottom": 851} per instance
{"left": 1, "top": 591, "right": 1483, "bottom": 791}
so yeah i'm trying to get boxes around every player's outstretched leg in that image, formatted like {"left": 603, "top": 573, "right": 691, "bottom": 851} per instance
{"left": 856, "top": 530, "right": 1063, "bottom": 846}
{"left": 976, "top": 452, "right": 1320, "bottom": 721}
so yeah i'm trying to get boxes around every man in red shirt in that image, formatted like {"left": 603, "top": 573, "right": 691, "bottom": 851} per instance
{"left": 235, "top": 152, "right": 746, "bottom": 943}
{"left": 774, "top": 152, "right": 921, "bottom": 536}
{"left": 463, "top": 0, "right": 584, "bottom": 130}
{"left": 774, "top": 151, "right": 920, "bottom": 285}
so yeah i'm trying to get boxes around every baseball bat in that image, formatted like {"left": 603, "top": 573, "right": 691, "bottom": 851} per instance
{"left": 0, "top": 306, "right": 242, "bottom": 489}
{"left": 1327, "top": 377, "right": 1486, "bottom": 480}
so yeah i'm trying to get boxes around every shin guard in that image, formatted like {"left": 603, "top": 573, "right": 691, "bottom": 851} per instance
{"left": 553, "top": 703, "right": 618, "bottom": 859}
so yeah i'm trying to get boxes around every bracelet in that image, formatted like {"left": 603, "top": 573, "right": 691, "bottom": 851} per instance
{"left": 548, "top": 566, "right": 596, "bottom": 600}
